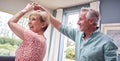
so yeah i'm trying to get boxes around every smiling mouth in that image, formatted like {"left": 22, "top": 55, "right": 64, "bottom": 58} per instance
{"left": 29, "top": 26, "right": 34, "bottom": 29}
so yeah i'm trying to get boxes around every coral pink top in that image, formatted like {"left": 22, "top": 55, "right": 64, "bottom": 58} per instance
{"left": 15, "top": 30, "right": 46, "bottom": 61}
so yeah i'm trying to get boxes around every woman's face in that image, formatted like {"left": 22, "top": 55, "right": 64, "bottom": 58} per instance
{"left": 28, "top": 14, "right": 43, "bottom": 33}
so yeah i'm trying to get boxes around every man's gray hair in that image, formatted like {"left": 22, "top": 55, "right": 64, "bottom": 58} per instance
{"left": 81, "top": 7, "right": 100, "bottom": 26}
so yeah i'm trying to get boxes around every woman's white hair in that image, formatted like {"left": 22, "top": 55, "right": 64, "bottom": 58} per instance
{"left": 81, "top": 7, "right": 99, "bottom": 26}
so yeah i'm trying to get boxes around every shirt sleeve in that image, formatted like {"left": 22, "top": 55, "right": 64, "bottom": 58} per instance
{"left": 104, "top": 40, "right": 118, "bottom": 61}
{"left": 58, "top": 24, "right": 77, "bottom": 41}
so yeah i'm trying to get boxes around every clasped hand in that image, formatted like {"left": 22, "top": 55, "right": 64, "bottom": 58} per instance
{"left": 21, "top": 3, "right": 44, "bottom": 13}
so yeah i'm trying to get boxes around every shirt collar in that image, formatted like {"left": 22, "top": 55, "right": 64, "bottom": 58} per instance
{"left": 82, "top": 27, "right": 100, "bottom": 38}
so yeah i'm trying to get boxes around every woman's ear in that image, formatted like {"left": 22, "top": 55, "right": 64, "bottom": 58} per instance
{"left": 41, "top": 22, "right": 46, "bottom": 28}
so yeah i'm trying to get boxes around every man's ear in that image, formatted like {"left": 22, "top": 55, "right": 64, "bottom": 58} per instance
{"left": 89, "top": 18, "right": 95, "bottom": 25}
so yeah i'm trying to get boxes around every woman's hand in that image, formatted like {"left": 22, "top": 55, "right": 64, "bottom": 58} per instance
{"left": 21, "top": 3, "right": 34, "bottom": 13}
{"left": 33, "top": 3, "right": 46, "bottom": 11}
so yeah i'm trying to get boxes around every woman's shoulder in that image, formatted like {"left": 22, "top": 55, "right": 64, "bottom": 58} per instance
{"left": 24, "top": 29, "right": 46, "bottom": 43}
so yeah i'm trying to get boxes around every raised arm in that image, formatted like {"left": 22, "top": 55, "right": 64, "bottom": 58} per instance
{"left": 34, "top": 4, "right": 62, "bottom": 30}
{"left": 8, "top": 3, "right": 34, "bottom": 40}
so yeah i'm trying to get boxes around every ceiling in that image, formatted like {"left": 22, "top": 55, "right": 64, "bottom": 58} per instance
{"left": 0, "top": 0, "right": 97, "bottom": 14}
{"left": 37, "top": 0, "right": 95, "bottom": 10}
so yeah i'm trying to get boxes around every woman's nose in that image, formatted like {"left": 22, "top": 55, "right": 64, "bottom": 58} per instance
{"left": 28, "top": 20, "right": 31, "bottom": 25}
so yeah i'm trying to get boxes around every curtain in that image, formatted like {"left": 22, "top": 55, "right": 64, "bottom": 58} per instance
{"left": 44, "top": 9, "right": 63, "bottom": 61}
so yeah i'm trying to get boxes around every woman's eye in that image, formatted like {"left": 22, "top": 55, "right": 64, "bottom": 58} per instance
{"left": 32, "top": 19, "right": 35, "bottom": 20}
{"left": 31, "top": 18, "right": 36, "bottom": 21}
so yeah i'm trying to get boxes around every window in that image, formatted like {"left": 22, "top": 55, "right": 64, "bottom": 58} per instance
{"left": 0, "top": 11, "right": 28, "bottom": 56}
{"left": 65, "top": 12, "right": 79, "bottom": 61}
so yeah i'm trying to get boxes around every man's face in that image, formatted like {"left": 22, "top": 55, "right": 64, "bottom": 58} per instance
{"left": 77, "top": 12, "right": 90, "bottom": 32}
